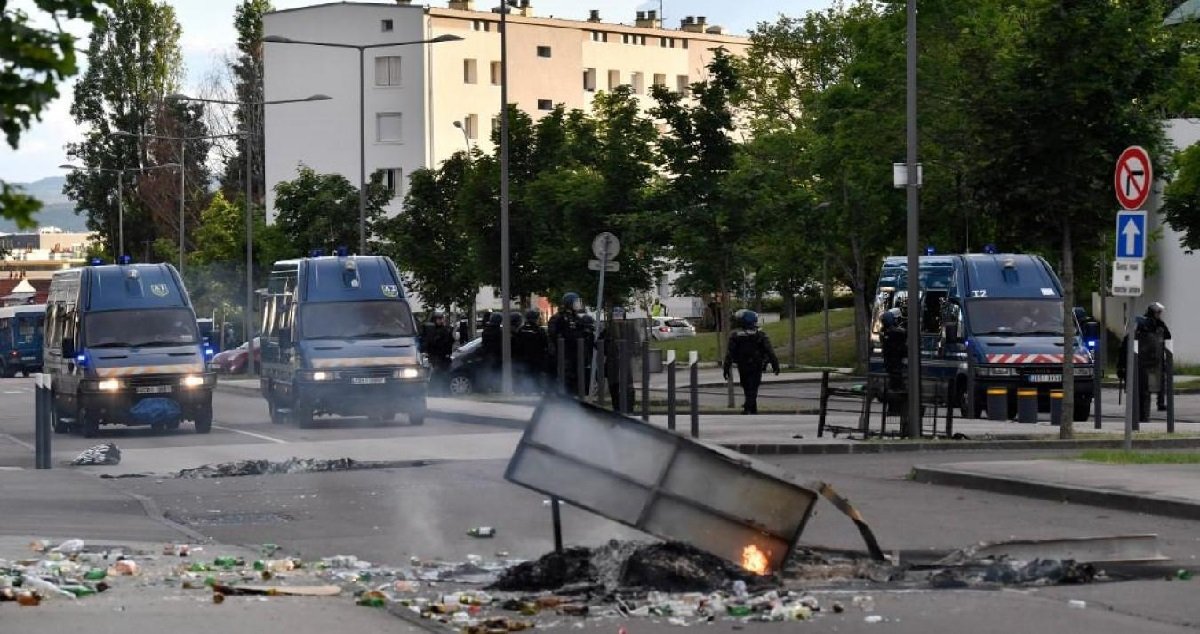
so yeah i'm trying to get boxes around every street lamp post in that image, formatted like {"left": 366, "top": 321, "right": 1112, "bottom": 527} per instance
{"left": 166, "top": 92, "right": 330, "bottom": 374}
{"left": 499, "top": 0, "right": 516, "bottom": 395}
{"left": 452, "top": 119, "right": 472, "bottom": 153}
{"left": 262, "top": 33, "right": 462, "bottom": 255}
{"left": 59, "top": 162, "right": 180, "bottom": 258}
{"left": 904, "top": 0, "right": 921, "bottom": 438}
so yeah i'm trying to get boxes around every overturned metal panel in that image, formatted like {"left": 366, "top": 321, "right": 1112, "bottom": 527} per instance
{"left": 505, "top": 398, "right": 820, "bottom": 573}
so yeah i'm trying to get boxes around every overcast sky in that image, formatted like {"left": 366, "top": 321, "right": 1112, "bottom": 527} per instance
{"left": 4, "top": 0, "right": 833, "bottom": 184}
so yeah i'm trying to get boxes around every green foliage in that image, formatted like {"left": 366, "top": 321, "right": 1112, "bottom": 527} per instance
{"left": 1163, "top": 143, "right": 1200, "bottom": 250}
{"left": 272, "top": 165, "right": 388, "bottom": 256}
{"left": 0, "top": 0, "right": 108, "bottom": 224}
{"left": 219, "top": 0, "right": 272, "bottom": 201}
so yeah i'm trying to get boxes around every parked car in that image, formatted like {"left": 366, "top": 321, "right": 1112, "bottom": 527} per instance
{"left": 650, "top": 317, "right": 696, "bottom": 341}
{"left": 211, "top": 337, "right": 261, "bottom": 374}
{"left": 448, "top": 336, "right": 491, "bottom": 395}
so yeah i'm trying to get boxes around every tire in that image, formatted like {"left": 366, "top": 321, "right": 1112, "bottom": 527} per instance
{"left": 78, "top": 405, "right": 99, "bottom": 439}
{"left": 292, "top": 403, "right": 314, "bottom": 429}
{"left": 448, "top": 374, "right": 473, "bottom": 396}
{"left": 267, "top": 397, "right": 287, "bottom": 425}
{"left": 407, "top": 397, "right": 427, "bottom": 426}
{"left": 1073, "top": 396, "right": 1092, "bottom": 422}
{"left": 193, "top": 402, "right": 213, "bottom": 434}
{"left": 52, "top": 397, "right": 71, "bottom": 434}
{"left": 0, "top": 362, "right": 14, "bottom": 379}
{"left": 21, "top": 370, "right": 30, "bottom": 378}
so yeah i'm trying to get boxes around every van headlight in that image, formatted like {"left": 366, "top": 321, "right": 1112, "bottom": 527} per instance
{"left": 977, "top": 366, "right": 1016, "bottom": 377}
{"left": 311, "top": 371, "right": 332, "bottom": 381}
{"left": 97, "top": 379, "right": 121, "bottom": 391}
{"left": 182, "top": 375, "right": 206, "bottom": 388}
{"left": 394, "top": 367, "right": 420, "bottom": 379}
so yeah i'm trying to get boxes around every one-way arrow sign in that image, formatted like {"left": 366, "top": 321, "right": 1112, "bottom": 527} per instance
{"left": 1115, "top": 210, "right": 1147, "bottom": 260}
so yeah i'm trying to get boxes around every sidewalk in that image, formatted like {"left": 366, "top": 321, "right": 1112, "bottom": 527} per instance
{"left": 912, "top": 459, "right": 1200, "bottom": 520}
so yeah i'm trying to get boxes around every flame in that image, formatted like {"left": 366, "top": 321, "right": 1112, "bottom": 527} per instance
{"left": 741, "top": 544, "right": 770, "bottom": 575}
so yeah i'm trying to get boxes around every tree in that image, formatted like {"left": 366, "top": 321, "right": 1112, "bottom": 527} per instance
{"left": 63, "top": 0, "right": 188, "bottom": 257}
{"left": 0, "top": 0, "right": 108, "bottom": 225}
{"left": 218, "top": 0, "right": 272, "bottom": 203}
{"left": 380, "top": 153, "right": 480, "bottom": 312}
{"left": 1163, "top": 143, "right": 1200, "bottom": 249}
{"left": 272, "top": 165, "right": 388, "bottom": 256}
{"left": 651, "top": 49, "right": 746, "bottom": 356}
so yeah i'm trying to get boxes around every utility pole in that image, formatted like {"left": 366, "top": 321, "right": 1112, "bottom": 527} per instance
{"left": 499, "top": 0, "right": 514, "bottom": 394}
{"left": 904, "top": 0, "right": 922, "bottom": 438}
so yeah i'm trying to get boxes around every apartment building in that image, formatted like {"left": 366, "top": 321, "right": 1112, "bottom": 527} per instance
{"left": 262, "top": 1, "right": 748, "bottom": 218}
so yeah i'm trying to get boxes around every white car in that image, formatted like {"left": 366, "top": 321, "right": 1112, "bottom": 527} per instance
{"left": 650, "top": 317, "right": 696, "bottom": 341}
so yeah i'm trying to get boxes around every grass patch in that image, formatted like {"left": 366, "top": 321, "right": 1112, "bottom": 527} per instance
{"left": 651, "top": 308, "right": 857, "bottom": 366}
{"left": 1078, "top": 449, "right": 1200, "bottom": 464}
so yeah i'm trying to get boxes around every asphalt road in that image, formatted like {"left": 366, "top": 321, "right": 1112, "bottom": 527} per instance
{"left": 1, "top": 376, "right": 1198, "bottom": 632}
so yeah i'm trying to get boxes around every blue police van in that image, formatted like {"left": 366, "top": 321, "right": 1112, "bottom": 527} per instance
{"left": 0, "top": 304, "right": 45, "bottom": 377}
{"left": 258, "top": 253, "right": 428, "bottom": 427}
{"left": 870, "top": 253, "right": 1097, "bottom": 421}
{"left": 44, "top": 260, "right": 215, "bottom": 437}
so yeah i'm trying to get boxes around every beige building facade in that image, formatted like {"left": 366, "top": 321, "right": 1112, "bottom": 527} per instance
{"left": 263, "top": 1, "right": 747, "bottom": 218}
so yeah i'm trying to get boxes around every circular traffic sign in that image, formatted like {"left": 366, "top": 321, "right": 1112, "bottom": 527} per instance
{"left": 591, "top": 232, "right": 620, "bottom": 259}
{"left": 1114, "top": 146, "right": 1152, "bottom": 210}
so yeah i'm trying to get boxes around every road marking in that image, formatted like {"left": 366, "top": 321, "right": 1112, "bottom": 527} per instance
{"left": 3, "top": 390, "right": 26, "bottom": 394}
{"left": 0, "top": 433, "right": 34, "bottom": 450}
{"left": 212, "top": 425, "right": 289, "bottom": 444}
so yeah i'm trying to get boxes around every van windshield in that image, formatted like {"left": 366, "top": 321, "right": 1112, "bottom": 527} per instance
{"left": 16, "top": 316, "right": 43, "bottom": 343}
{"left": 300, "top": 301, "right": 416, "bottom": 339}
{"left": 967, "top": 299, "right": 1065, "bottom": 336}
{"left": 84, "top": 308, "right": 198, "bottom": 348}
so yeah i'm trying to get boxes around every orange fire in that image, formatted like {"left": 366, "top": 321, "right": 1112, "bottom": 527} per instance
{"left": 741, "top": 544, "right": 770, "bottom": 575}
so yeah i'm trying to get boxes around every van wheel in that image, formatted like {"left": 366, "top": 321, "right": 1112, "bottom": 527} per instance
{"left": 1073, "top": 396, "right": 1092, "bottom": 422}
{"left": 194, "top": 404, "right": 213, "bottom": 434}
{"left": 1, "top": 362, "right": 14, "bottom": 379}
{"left": 78, "top": 406, "right": 99, "bottom": 439}
{"left": 267, "top": 397, "right": 287, "bottom": 424}
{"left": 407, "top": 398, "right": 427, "bottom": 426}
{"left": 293, "top": 403, "right": 314, "bottom": 429}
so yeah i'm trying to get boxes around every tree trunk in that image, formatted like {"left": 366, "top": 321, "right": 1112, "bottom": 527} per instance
{"left": 1061, "top": 219, "right": 1075, "bottom": 439}
{"left": 849, "top": 234, "right": 869, "bottom": 374}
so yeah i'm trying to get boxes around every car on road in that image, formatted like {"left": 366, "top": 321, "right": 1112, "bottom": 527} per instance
{"left": 650, "top": 317, "right": 696, "bottom": 341}
{"left": 211, "top": 337, "right": 261, "bottom": 374}
{"left": 448, "top": 336, "right": 491, "bottom": 395}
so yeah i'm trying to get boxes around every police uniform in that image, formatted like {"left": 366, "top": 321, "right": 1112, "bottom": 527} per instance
{"left": 422, "top": 316, "right": 455, "bottom": 392}
{"left": 722, "top": 315, "right": 779, "bottom": 414}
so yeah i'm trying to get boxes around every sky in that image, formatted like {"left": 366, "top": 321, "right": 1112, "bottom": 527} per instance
{"left": 3, "top": 0, "right": 832, "bottom": 184}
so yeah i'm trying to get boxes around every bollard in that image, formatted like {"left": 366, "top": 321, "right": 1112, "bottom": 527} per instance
{"left": 641, "top": 340, "right": 650, "bottom": 422}
{"left": 944, "top": 378, "right": 955, "bottom": 438}
{"left": 1049, "top": 389, "right": 1063, "bottom": 426}
{"left": 666, "top": 350, "right": 677, "bottom": 431}
{"left": 966, "top": 353, "right": 977, "bottom": 419}
{"left": 689, "top": 351, "right": 699, "bottom": 438}
{"left": 556, "top": 337, "right": 566, "bottom": 396}
{"left": 1167, "top": 347, "right": 1175, "bottom": 434}
{"left": 34, "top": 374, "right": 51, "bottom": 470}
{"left": 550, "top": 496, "right": 563, "bottom": 555}
{"left": 1094, "top": 363, "right": 1103, "bottom": 430}
{"left": 618, "top": 340, "right": 630, "bottom": 414}
{"left": 817, "top": 370, "right": 830, "bottom": 438}
{"left": 1017, "top": 388, "right": 1038, "bottom": 424}
{"left": 986, "top": 387, "right": 1008, "bottom": 421}
{"left": 576, "top": 338, "right": 587, "bottom": 399}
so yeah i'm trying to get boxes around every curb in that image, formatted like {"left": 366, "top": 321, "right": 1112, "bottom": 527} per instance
{"left": 720, "top": 436, "right": 1200, "bottom": 456}
{"left": 213, "top": 383, "right": 528, "bottom": 431}
{"left": 911, "top": 463, "right": 1200, "bottom": 521}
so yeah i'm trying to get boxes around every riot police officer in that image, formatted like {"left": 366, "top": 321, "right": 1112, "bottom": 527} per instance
{"left": 548, "top": 292, "right": 583, "bottom": 395}
{"left": 578, "top": 313, "right": 597, "bottom": 398}
{"left": 514, "top": 309, "right": 549, "bottom": 393}
{"left": 481, "top": 311, "right": 504, "bottom": 390}
{"left": 422, "top": 310, "right": 455, "bottom": 394}
{"left": 880, "top": 307, "right": 907, "bottom": 391}
{"left": 722, "top": 310, "right": 779, "bottom": 414}
{"left": 1119, "top": 302, "right": 1172, "bottom": 420}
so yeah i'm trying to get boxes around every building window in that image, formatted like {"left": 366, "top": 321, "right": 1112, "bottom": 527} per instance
{"left": 653, "top": 73, "right": 666, "bottom": 88}
{"left": 607, "top": 69, "right": 620, "bottom": 89}
{"left": 473, "top": 20, "right": 491, "bottom": 31}
{"left": 660, "top": 37, "right": 668, "bottom": 48}
{"left": 622, "top": 33, "right": 630, "bottom": 44}
{"left": 491, "top": 115, "right": 501, "bottom": 135}
{"left": 631, "top": 72, "right": 644, "bottom": 95}
{"left": 536, "top": 45, "right": 552, "bottom": 58}
{"left": 583, "top": 68, "right": 597, "bottom": 92}
{"left": 682, "top": 39, "right": 689, "bottom": 49}
{"left": 463, "top": 114, "right": 479, "bottom": 140}
{"left": 490, "top": 61, "right": 501, "bottom": 85}
{"left": 376, "top": 112, "right": 403, "bottom": 143}
{"left": 374, "top": 55, "right": 402, "bottom": 87}
{"left": 463, "top": 58, "right": 478, "bottom": 84}
{"left": 676, "top": 74, "right": 689, "bottom": 93}
{"left": 381, "top": 19, "right": 394, "bottom": 32}
{"left": 383, "top": 168, "right": 404, "bottom": 199}
{"left": 590, "top": 31, "right": 608, "bottom": 43}
{"left": 537, "top": 99, "right": 553, "bottom": 111}
{"left": 639, "top": 35, "right": 647, "bottom": 45}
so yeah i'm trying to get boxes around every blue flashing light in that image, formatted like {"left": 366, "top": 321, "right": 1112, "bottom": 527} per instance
{"left": 75, "top": 353, "right": 87, "bottom": 366}
{"left": 203, "top": 346, "right": 215, "bottom": 359}
{"left": 335, "top": 246, "right": 349, "bottom": 257}
{"left": 1086, "top": 339, "right": 1097, "bottom": 350}
{"left": 308, "top": 249, "right": 326, "bottom": 258}
{"left": 983, "top": 243, "right": 998, "bottom": 254}
{"left": 88, "top": 257, "right": 105, "bottom": 266}
{"left": 925, "top": 245, "right": 936, "bottom": 256}
{"left": 117, "top": 255, "right": 133, "bottom": 265}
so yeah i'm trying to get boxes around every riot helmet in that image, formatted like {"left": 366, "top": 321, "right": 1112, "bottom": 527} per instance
{"left": 561, "top": 292, "right": 582, "bottom": 313}
{"left": 509, "top": 312, "right": 524, "bottom": 329}
{"left": 1147, "top": 302, "right": 1165, "bottom": 318}
{"left": 488, "top": 312, "right": 504, "bottom": 327}
{"left": 740, "top": 310, "right": 759, "bottom": 328}
{"left": 524, "top": 309, "right": 541, "bottom": 326}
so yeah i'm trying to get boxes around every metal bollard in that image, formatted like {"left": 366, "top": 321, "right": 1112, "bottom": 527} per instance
{"left": 1094, "top": 363, "right": 1103, "bottom": 430}
{"left": 689, "top": 351, "right": 699, "bottom": 438}
{"left": 817, "top": 370, "right": 830, "bottom": 438}
{"left": 641, "top": 340, "right": 650, "bottom": 422}
{"left": 34, "top": 374, "right": 51, "bottom": 470}
{"left": 1017, "top": 388, "right": 1038, "bottom": 424}
{"left": 986, "top": 387, "right": 1008, "bottom": 421}
{"left": 556, "top": 337, "right": 566, "bottom": 396}
{"left": 618, "top": 340, "right": 630, "bottom": 414}
{"left": 666, "top": 351, "right": 677, "bottom": 431}
{"left": 1167, "top": 347, "right": 1175, "bottom": 434}
{"left": 1049, "top": 389, "right": 1063, "bottom": 426}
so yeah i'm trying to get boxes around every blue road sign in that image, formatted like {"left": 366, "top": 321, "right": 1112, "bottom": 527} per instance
{"left": 1115, "top": 210, "right": 1147, "bottom": 260}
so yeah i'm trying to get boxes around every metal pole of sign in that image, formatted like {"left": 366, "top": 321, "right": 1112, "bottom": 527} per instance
{"left": 577, "top": 338, "right": 587, "bottom": 399}
{"left": 904, "top": 0, "right": 922, "bottom": 439}
{"left": 618, "top": 340, "right": 630, "bottom": 414}
{"left": 640, "top": 339, "right": 650, "bottom": 422}
{"left": 595, "top": 343, "right": 607, "bottom": 409}
{"left": 1096, "top": 255, "right": 1106, "bottom": 429}
{"left": 1124, "top": 299, "right": 1136, "bottom": 450}
{"left": 666, "top": 350, "right": 677, "bottom": 431}
{"left": 689, "top": 351, "right": 699, "bottom": 438}
{"left": 590, "top": 239, "right": 611, "bottom": 399}
{"left": 1167, "top": 346, "right": 1175, "bottom": 434}
{"left": 35, "top": 374, "right": 51, "bottom": 469}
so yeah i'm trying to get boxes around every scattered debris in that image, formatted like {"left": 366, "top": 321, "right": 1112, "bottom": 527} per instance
{"left": 212, "top": 583, "right": 342, "bottom": 597}
{"left": 1068, "top": 599, "right": 1087, "bottom": 609}
{"left": 468, "top": 527, "right": 496, "bottom": 538}
{"left": 72, "top": 443, "right": 120, "bottom": 466}
{"left": 176, "top": 457, "right": 359, "bottom": 478}
{"left": 928, "top": 559, "right": 1095, "bottom": 589}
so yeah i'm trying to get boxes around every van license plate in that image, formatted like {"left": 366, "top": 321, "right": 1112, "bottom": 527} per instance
{"left": 136, "top": 385, "right": 173, "bottom": 394}
{"left": 351, "top": 377, "right": 386, "bottom": 385}
{"left": 1028, "top": 374, "right": 1061, "bottom": 383}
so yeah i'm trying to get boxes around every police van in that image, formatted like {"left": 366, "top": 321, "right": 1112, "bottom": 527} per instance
{"left": 44, "top": 259, "right": 215, "bottom": 437}
{"left": 259, "top": 252, "right": 427, "bottom": 427}
{"left": 0, "top": 304, "right": 45, "bottom": 377}
{"left": 870, "top": 253, "right": 1097, "bottom": 421}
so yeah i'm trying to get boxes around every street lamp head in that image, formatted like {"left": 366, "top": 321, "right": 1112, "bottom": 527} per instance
{"left": 262, "top": 35, "right": 294, "bottom": 43}
{"left": 430, "top": 34, "right": 464, "bottom": 43}
{"left": 59, "top": 164, "right": 82, "bottom": 170}
{"left": 453, "top": 120, "right": 464, "bottom": 129}
{"left": 111, "top": 130, "right": 136, "bottom": 138}
{"left": 305, "top": 94, "right": 332, "bottom": 101}
{"left": 166, "top": 93, "right": 191, "bottom": 102}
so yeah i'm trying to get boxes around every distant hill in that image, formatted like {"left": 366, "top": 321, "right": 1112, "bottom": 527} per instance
{"left": 3, "top": 176, "right": 87, "bottom": 232}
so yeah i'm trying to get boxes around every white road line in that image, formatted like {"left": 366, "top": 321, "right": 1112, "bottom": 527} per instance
{"left": 3, "top": 390, "right": 25, "bottom": 394}
{"left": 0, "top": 433, "right": 34, "bottom": 450}
{"left": 212, "top": 425, "right": 289, "bottom": 444}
